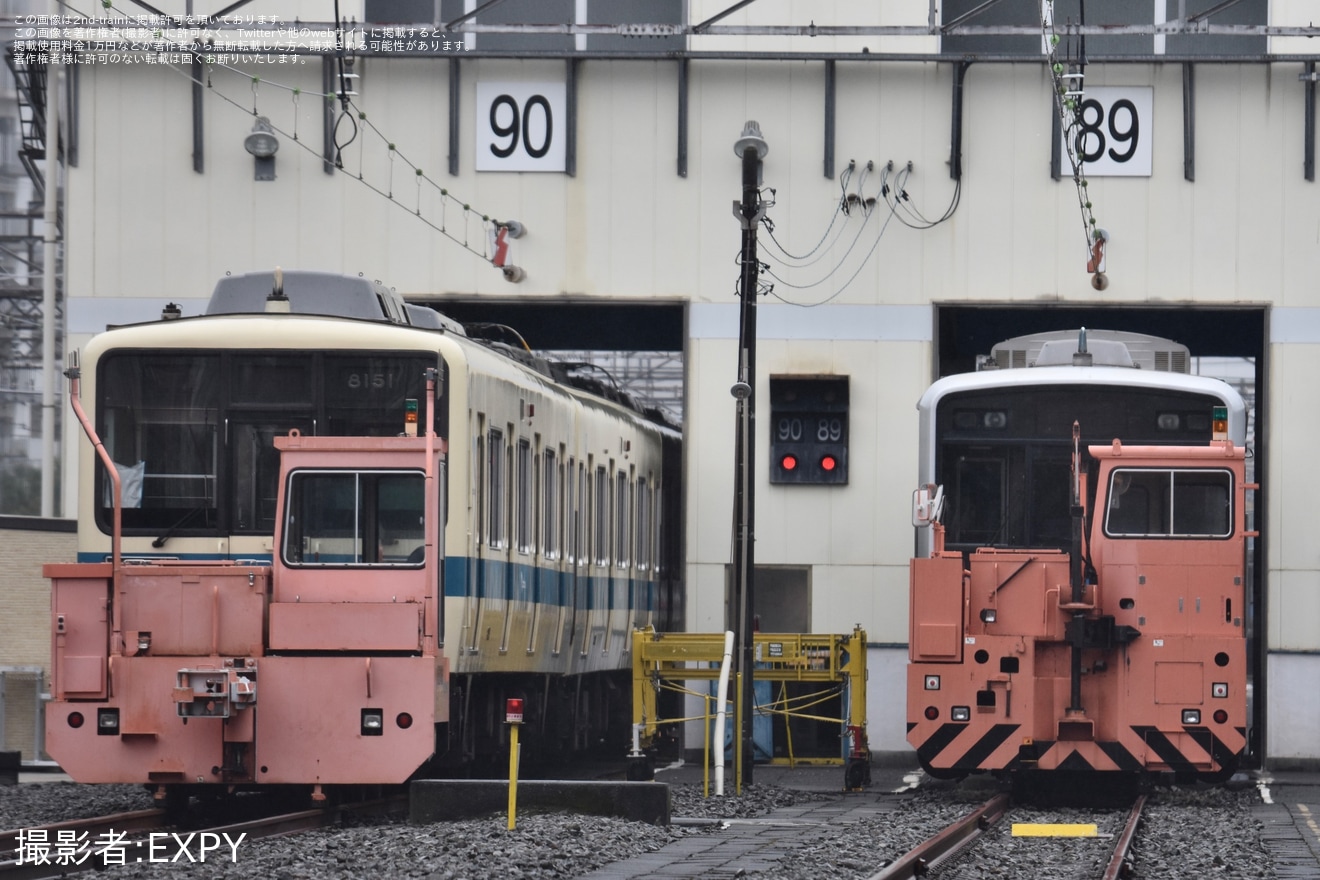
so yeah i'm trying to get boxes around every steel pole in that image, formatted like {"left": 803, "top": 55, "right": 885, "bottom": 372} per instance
{"left": 733, "top": 134, "right": 761, "bottom": 785}
{"left": 40, "top": 56, "right": 61, "bottom": 517}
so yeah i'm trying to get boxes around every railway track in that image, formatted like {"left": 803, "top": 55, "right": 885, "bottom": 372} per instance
{"left": 0, "top": 794, "right": 408, "bottom": 880}
{"left": 869, "top": 793, "right": 1147, "bottom": 880}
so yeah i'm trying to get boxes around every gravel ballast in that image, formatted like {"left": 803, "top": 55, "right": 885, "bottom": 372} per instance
{"left": 0, "top": 775, "right": 1284, "bottom": 879}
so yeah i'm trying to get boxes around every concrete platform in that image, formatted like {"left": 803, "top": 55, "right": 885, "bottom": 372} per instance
{"left": 410, "top": 779, "right": 671, "bottom": 825}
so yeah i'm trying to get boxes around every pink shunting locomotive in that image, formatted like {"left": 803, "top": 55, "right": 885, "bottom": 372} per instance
{"left": 908, "top": 435, "right": 1251, "bottom": 783}
{"left": 47, "top": 372, "right": 448, "bottom": 802}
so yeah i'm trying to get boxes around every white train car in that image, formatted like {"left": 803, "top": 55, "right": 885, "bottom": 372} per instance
{"left": 915, "top": 329, "right": 1248, "bottom": 558}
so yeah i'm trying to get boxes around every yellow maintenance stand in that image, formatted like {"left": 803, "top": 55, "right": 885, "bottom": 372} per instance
{"left": 630, "top": 625, "right": 870, "bottom": 792}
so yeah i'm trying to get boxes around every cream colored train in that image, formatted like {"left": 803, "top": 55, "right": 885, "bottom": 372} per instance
{"left": 70, "top": 270, "right": 682, "bottom": 767}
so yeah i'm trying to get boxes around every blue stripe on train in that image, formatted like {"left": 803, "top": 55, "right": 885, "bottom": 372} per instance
{"left": 72, "top": 551, "right": 656, "bottom": 614}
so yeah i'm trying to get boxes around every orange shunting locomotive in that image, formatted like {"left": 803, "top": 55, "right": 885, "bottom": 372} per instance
{"left": 908, "top": 411, "right": 1251, "bottom": 784}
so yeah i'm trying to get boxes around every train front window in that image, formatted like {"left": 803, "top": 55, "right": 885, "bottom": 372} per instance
{"left": 96, "top": 350, "right": 438, "bottom": 541}
{"left": 1105, "top": 468, "right": 1232, "bottom": 538}
{"left": 947, "top": 454, "right": 1007, "bottom": 547}
{"left": 933, "top": 384, "right": 1226, "bottom": 552}
{"left": 99, "top": 355, "right": 222, "bottom": 532}
{"left": 282, "top": 470, "right": 425, "bottom": 566}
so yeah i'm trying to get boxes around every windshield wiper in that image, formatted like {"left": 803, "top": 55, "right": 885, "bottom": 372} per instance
{"left": 152, "top": 506, "right": 207, "bottom": 548}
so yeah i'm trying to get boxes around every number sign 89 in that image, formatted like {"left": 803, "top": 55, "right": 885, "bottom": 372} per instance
{"left": 1074, "top": 98, "right": 1138, "bottom": 164}
{"left": 1058, "top": 86, "right": 1152, "bottom": 177}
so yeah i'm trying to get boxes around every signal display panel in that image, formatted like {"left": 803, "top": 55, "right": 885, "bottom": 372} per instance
{"left": 769, "top": 376, "right": 849, "bottom": 485}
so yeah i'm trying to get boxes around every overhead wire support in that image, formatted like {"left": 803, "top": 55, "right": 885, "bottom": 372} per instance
{"left": 76, "top": 0, "right": 513, "bottom": 272}
{"left": 1042, "top": 0, "right": 1107, "bottom": 286}
{"left": 152, "top": 59, "right": 503, "bottom": 268}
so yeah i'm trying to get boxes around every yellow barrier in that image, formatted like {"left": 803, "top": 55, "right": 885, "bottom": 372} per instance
{"left": 631, "top": 626, "right": 869, "bottom": 792}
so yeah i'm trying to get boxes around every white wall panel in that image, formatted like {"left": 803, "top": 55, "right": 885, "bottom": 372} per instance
{"left": 1266, "top": 344, "right": 1320, "bottom": 654}
{"left": 1268, "top": 655, "right": 1320, "bottom": 761}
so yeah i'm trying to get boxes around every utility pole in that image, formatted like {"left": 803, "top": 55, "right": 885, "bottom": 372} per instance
{"left": 41, "top": 44, "right": 62, "bottom": 518}
{"left": 730, "top": 120, "right": 767, "bottom": 787}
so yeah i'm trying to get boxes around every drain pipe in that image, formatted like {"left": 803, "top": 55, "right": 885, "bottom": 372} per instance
{"left": 714, "top": 630, "right": 734, "bottom": 796}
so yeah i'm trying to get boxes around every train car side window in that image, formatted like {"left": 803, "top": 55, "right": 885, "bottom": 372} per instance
{"left": 616, "top": 469, "right": 630, "bottom": 570}
{"left": 282, "top": 470, "right": 425, "bottom": 566}
{"left": 595, "top": 465, "right": 610, "bottom": 566}
{"left": 487, "top": 429, "right": 506, "bottom": 548}
{"left": 542, "top": 448, "right": 558, "bottom": 559}
{"left": 565, "top": 456, "right": 577, "bottom": 563}
{"left": 1105, "top": 468, "right": 1232, "bottom": 538}
{"left": 582, "top": 462, "right": 592, "bottom": 565}
{"left": 516, "top": 437, "right": 532, "bottom": 554}
{"left": 636, "top": 476, "right": 651, "bottom": 571}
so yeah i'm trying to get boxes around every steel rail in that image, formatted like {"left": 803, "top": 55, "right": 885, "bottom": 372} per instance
{"left": 0, "top": 808, "right": 169, "bottom": 880}
{"left": 0, "top": 808, "right": 166, "bottom": 860}
{"left": 867, "top": 793, "right": 1011, "bottom": 880}
{"left": 1102, "top": 794, "right": 1147, "bottom": 880}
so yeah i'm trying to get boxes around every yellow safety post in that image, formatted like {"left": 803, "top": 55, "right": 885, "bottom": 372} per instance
{"left": 506, "top": 697, "right": 524, "bottom": 830}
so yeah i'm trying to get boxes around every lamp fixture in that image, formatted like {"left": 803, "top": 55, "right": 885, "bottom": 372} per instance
{"left": 245, "top": 116, "right": 279, "bottom": 180}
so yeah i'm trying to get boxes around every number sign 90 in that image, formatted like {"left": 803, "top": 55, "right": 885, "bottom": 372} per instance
{"left": 1059, "top": 86, "right": 1152, "bottom": 177}
{"left": 477, "top": 81, "right": 566, "bottom": 172}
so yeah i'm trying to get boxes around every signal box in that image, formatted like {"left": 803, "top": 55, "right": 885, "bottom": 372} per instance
{"left": 769, "top": 375, "right": 849, "bottom": 485}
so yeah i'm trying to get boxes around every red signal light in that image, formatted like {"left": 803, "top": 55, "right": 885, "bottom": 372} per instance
{"left": 1213, "top": 709, "right": 1228, "bottom": 725}
{"left": 820, "top": 454, "right": 837, "bottom": 472}
{"left": 506, "top": 698, "right": 525, "bottom": 724}
{"left": 924, "top": 706, "right": 939, "bottom": 721}
{"left": 396, "top": 712, "right": 414, "bottom": 729}
{"left": 780, "top": 453, "right": 798, "bottom": 471}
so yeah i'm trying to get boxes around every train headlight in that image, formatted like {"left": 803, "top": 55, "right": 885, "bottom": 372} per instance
{"left": 923, "top": 706, "right": 939, "bottom": 721}
{"left": 1181, "top": 709, "right": 1201, "bottom": 725}
{"left": 1212, "top": 682, "right": 1229, "bottom": 699}
{"left": 951, "top": 706, "right": 971, "bottom": 722}
{"left": 361, "top": 709, "right": 384, "bottom": 736}
{"left": 982, "top": 411, "right": 1007, "bottom": 429}
{"left": 979, "top": 608, "right": 997, "bottom": 624}
{"left": 1213, "top": 710, "right": 1229, "bottom": 725}
{"left": 97, "top": 708, "right": 120, "bottom": 736}
{"left": 1157, "top": 413, "right": 1181, "bottom": 431}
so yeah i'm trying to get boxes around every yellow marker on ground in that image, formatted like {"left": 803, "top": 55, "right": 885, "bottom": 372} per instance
{"left": 1011, "top": 823, "right": 1098, "bottom": 837}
